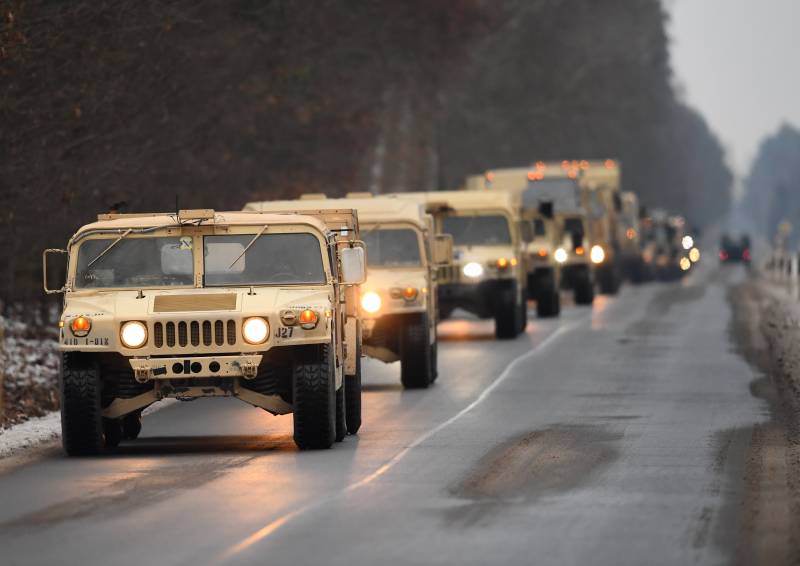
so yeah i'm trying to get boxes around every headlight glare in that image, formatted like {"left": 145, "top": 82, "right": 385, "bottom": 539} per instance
{"left": 242, "top": 317, "right": 269, "bottom": 344}
{"left": 590, "top": 245, "right": 606, "bottom": 264}
{"left": 554, "top": 248, "right": 568, "bottom": 264}
{"left": 361, "top": 291, "right": 382, "bottom": 313}
{"left": 463, "top": 262, "right": 484, "bottom": 278}
{"left": 120, "top": 321, "right": 147, "bottom": 349}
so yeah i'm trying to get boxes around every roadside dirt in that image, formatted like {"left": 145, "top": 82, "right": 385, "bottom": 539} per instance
{"left": 728, "top": 281, "right": 800, "bottom": 565}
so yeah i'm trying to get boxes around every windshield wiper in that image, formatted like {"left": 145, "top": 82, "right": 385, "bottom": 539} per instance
{"left": 228, "top": 224, "right": 268, "bottom": 269}
{"left": 87, "top": 228, "right": 133, "bottom": 268}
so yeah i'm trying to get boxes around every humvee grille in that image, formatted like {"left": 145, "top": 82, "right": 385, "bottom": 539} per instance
{"left": 152, "top": 319, "right": 238, "bottom": 350}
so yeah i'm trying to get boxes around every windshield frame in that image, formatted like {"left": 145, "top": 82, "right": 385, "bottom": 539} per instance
{"left": 439, "top": 210, "right": 515, "bottom": 248}
{"left": 67, "top": 224, "right": 331, "bottom": 292}
{"left": 361, "top": 221, "right": 426, "bottom": 270}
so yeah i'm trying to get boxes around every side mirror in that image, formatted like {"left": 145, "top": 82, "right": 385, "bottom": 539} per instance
{"left": 432, "top": 234, "right": 453, "bottom": 266}
{"left": 42, "top": 248, "right": 68, "bottom": 294}
{"left": 519, "top": 220, "right": 534, "bottom": 243}
{"left": 340, "top": 246, "right": 366, "bottom": 285}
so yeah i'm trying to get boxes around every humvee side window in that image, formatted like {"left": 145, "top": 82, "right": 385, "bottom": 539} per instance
{"left": 75, "top": 237, "right": 194, "bottom": 289}
{"left": 441, "top": 215, "right": 511, "bottom": 246}
{"left": 362, "top": 228, "right": 421, "bottom": 267}
{"left": 203, "top": 233, "right": 325, "bottom": 286}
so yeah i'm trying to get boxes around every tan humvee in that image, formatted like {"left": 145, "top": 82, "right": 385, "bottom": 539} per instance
{"left": 244, "top": 195, "right": 453, "bottom": 389}
{"left": 43, "top": 209, "right": 366, "bottom": 455}
{"left": 640, "top": 209, "right": 689, "bottom": 280}
{"left": 471, "top": 165, "right": 595, "bottom": 306}
{"left": 389, "top": 190, "right": 529, "bottom": 339}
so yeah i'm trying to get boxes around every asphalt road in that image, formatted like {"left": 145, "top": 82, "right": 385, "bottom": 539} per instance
{"left": 0, "top": 264, "right": 770, "bottom": 565}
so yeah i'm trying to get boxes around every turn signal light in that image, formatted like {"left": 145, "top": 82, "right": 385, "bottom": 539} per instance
{"left": 402, "top": 287, "right": 418, "bottom": 301}
{"left": 70, "top": 316, "right": 92, "bottom": 337}
{"left": 575, "top": 246, "right": 585, "bottom": 255}
{"left": 496, "top": 257, "right": 510, "bottom": 269}
{"left": 537, "top": 248, "right": 548, "bottom": 257}
{"left": 298, "top": 309, "right": 319, "bottom": 329}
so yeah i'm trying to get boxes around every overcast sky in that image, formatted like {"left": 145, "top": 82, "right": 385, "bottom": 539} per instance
{"left": 667, "top": 0, "right": 800, "bottom": 176}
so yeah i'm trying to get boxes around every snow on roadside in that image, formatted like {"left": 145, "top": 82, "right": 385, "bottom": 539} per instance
{"left": 0, "top": 399, "right": 179, "bottom": 458}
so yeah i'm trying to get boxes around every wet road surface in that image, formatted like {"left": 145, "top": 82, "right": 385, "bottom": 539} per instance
{"left": 0, "top": 265, "right": 770, "bottom": 565}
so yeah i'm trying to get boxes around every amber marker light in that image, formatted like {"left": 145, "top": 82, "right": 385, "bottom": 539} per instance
{"left": 575, "top": 246, "right": 585, "bottom": 255}
{"left": 537, "top": 248, "right": 548, "bottom": 257}
{"left": 402, "top": 287, "right": 418, "bottom": 301}
{"left": 496, "top": 257, "right": 510, "bottom": 270}
{"left": 298, "top": 309, "right": 319, "bottom": 330}
{"left": 70, "top": 316, "right": 92, "bottom": 337}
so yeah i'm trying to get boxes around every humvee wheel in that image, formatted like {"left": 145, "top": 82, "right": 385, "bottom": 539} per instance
{"left": 574, "top": 270, "right": 595, "bottom": 305}
{"left": 103, "top": 418, "right": 123, "bottom": 449}
{"left": 536, "top": 272, "right": 561, "bottom": 318}
{"left": 518, "top": 295, "right": 529, "bottom": 332}
{"left": 598, "top": 266, "right": 621, "bottom": 295}
{"left": 335, "top": 385, "right": 346, "bottom": 442}
{"left": 400, "top": 313, "right": 433, "bottom": 389}
{"left": 430, "top": 326, "right": 439, "bottom": 383}
{"left": 122, "top": 411, "right": 143, "bottom": 440}
{"left": 345, "top": 337, "right": 362, "bottom": 434}
{"left": 495, "top": 283, "right": 521, "bottom": 339}
{"left": 60, "top": 353, "right": 105, "bottom": 456}
{"left": 292, "top": 344, "right": 336, "bottom": 450}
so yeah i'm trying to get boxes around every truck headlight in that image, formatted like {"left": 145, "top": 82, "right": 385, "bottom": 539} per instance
{"left": 120, "top": 321, "right": 147, "bottom": 349}
{"left": 242, "top": 317, "right": 269, "bottom": 344}
{"left": 463, "top": 262, "right": 484, "bottom": 278}
{"left": 590, "top": 245, "right": 605, "bottom": 264}
{"left": 554, "top": 248, "right": 568, "bottom": 264}
{"left": 361, "top": 291, "right": 382, "bottom": 313}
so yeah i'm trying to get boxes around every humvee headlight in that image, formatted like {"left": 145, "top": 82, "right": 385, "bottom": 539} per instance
{"left": 682, "top": 235, "right": 694, "bottom": 250}
{"left": 463, "top": 262, "right": 484, "bottom": 278}
{"left": 680, "top": 257, "right": 692, "bottom": 271}
{"left": 402, "top": 287, "right": 418, "bottom": 301}
{"left": 689, "top": 247, "right": 700, "bottom": 263}
{"left": 554, "top": 248, "right": 568, "bottom": 264}
{"left": 120, "top": 321, "right": 147, "bottom": 349}
{"left": 361, "top": 291, "right": 382, "bottom": 314}
{"left": 298, "top": 309, "right": 319, "bottom": 329}
{"left": 590, "top": 245, "right": 606, "bottom": 264}
{"left": 242, "top": 317, "right": 269, "bottom": 344}
{"left": 70, "top": 316, "right": 92, "bottom": 337}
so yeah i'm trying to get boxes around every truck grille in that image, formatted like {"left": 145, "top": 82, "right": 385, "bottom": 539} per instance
{"left": 153, "top": 319, "right": 237, "bottom": 349}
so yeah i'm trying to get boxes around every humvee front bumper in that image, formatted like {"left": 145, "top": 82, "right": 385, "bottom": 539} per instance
{"left": 129, "top": 354, "right": 263, "bottom": 381}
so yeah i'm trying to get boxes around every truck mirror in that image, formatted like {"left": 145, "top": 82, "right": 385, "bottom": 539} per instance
{"left": 340, "top": 246, "right": 366, "bottom": 285}
{"left": 519, "top": 220, "right": 534, "bottom": 243}
{"left": 42, "top": 248, "right": 68, "bottom": 294}
{"left": 538, "top": 201, "right": 554, "bottom": 219}
{"left": 432, "top": 234, "right": 453, "bottom": 265}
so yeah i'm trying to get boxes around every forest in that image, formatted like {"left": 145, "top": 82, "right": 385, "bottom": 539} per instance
{"left": 1, "top": 0, "right": 732, "bottom": 306}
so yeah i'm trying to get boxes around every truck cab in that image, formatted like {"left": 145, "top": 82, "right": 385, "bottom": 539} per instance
{"left": 43, "top": 209, "right": 366, "bottom": 454}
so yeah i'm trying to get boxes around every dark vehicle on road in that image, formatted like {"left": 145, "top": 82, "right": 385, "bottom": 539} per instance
{"left": 719, "top": 234, "right": 751, "bottom": 264}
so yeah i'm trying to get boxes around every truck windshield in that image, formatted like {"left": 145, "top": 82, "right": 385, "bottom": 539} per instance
{"left": 362, "top": 228, "right": 421, "bottom": 267}
{"left": 75, "top": 237, "right": 194, "bottom": 288}
{"left": 441, "top": 215, "right": 511, "bottom": 246}
{"left": 203, "top": 232, "right": 325, "bottom": 286}
{"left": 563, "top": 218, "right": 584, "bottom": 235}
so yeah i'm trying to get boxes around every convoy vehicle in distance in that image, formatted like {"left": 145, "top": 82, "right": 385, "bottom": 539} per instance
{"left": 640, "top": 210, "right": 690, "bottom": 279}
{"left": 245, "top": 194, "right": 452, "bottom": 389}
{"left": 464, "top": 168, "right": 559, "bottom": 316}
{"left": 618, "top": 191, "right": 647, "bottom": 282}
{"left": 719, "top": 233, "right": 751, "bottom": 265}
{"left": 391, "top": 190, "right": 529, "bottom": 339}
{"left": 43, "top": 208, "right": 366, "bottom": 454}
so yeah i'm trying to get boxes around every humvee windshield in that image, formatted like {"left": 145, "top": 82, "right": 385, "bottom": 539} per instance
{"left": 362, "top": 228, "right": 421, "bottom": 267}
{"left": 75, "top": 237, "right": 194, "bottom": 288}
{"left": 533, "top": 219, "right": 546, "bottom": 236}
{"left": 204, "top": 232, "right": 325, "bottom": 286}
{"left": 441, "top": 215, "right": 511, "bottom": 246}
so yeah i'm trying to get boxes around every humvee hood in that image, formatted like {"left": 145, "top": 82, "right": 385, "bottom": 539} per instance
{"left": 365, "top": 267, "right": 427, "bottom": 292}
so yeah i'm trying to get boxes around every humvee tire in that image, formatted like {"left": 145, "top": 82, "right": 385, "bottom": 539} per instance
{"left": 536, "top": 272, "right": 561, "bottom": 318}
{"left": 122, "top": 411, "right": 142, "bottom": 440}
{"left": 518, "top": 295, "right": 529, "bottom": 332}
{"left": 292, "top": 344, "right": 336, "bottom": 450}
{"left": 335, "top": 385, "right": 346, "bottom": 442}
{"left": 400, "top": 313, "right": 433, "bottom": 389}
{"left": 598, "top": 266, "right": 621, "bottom": 295}
{"left": 103, "top": 418, "right": 123, "bottom": 449}
{"left": 61, "top": 353, "right": 105, "bottom": 456}
{"left": 574, "top": 269, "right": 595, "bottom": 305}
{"left": 430, "top": 326, "right": 439, "bottom": 383}
{"left": 345, "top": 337, "right": 362, "bottom": 434}
{"left": 495, "top": 283, "right": 521, "bottom": 339}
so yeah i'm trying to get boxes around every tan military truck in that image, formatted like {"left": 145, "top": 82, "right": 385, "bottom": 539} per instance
{"left": 43, "top": 209, "right": 366, "bottom": 455}
{"left": 244, "top": 194, "right": 452, "bottom": 389}
{"left": 465, "top": 168, "right": 561, "bottom": 317}
{"left": 391, "top": 190, "right": 529, "bottom": 339}
{"left": 474, "top": 164, "right": 595, "bottom": 306}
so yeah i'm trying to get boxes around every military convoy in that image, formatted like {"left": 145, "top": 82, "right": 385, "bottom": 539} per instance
{"left": 44, "top": 160, "right": 695, "bottom": 456}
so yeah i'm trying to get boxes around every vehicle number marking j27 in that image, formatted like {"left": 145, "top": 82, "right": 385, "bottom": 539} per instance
{"left": 276, "top": 327, "right": 294, "bottom": 338}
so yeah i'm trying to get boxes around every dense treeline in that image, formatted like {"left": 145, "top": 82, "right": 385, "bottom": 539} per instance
{"left": 1, "top": 0, "right": 730, "bottom": 305}
{"left": 742, "top": 124, "right": 800, "bottom": 246}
